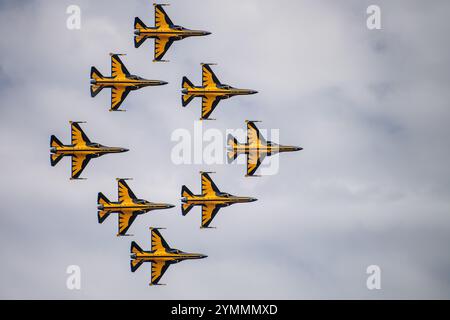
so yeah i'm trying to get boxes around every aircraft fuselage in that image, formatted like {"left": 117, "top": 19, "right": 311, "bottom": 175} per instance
{"left": 135, "top": 27, "right": 209, "bottom": 38}
{"left": 99, "top": 202, "right": 173, "bottom": 213}
{"left": 131, "top": 250, "right": 206, "bottom": 261}
{"left": 91, "top": 77, "right": 166, "bottom": 88}
{"left": 50, "top": 145, "right": 127, "bottom": 156}
{"left": 182, "top": 194, "right": 256, "bottom": 204}
{"left": 231, "top": 144, "right": 302, "bottom": 154}
{"left": 183, "top": 86, "right": 257, "bottom": 97}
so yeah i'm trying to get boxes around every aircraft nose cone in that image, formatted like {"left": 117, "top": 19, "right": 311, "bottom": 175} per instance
{"left": 203, "top": 31, "right": 211, "bottom": 36}
{"left": 295, "top": 147, "right": 303, "bottom": 151}
{"left": 159, "top": 81, "right": 168, "bottom": 86}
{"left": 249, "top": 90, "right": 258, "bottom": 94}
{"left": 200, "top": 254, "right": 208, "bottom": 259}
{"left": 166, "top": 204, "right": 175, "bottom": 208}
{"left": 121, "top": 148, "right": 129, "bottom": 153}
{"left": 250, "top": 197, "right": 258, "bottom": 202}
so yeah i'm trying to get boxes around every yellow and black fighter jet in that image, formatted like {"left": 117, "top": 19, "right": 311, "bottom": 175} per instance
{"left": 181, "top": 172, "right": 257, "bottom": 228}
{"left": 227, "top": 121, "right": 303, "bottom": 176}
{"left": 98, "top": 179, "right": 175, "bottom": 236}
{"left": 182, "top": 63, "right": 258, "bottom": 120}
{"left": 134, "top": 3, "right": 211, "bottom": 62}
{"left": 130, "top": 227, "right": 207, "bottom": 285}
{"left": 90, "top": 53, "right": 168, "bottom": 111}
{"left": 50, "top": 121, "right": 128, "bottom": 180}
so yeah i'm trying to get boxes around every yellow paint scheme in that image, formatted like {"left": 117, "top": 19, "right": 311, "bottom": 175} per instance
{"left": 181, "top": 172, "right": 257, "bottom": 228}
{"left": 134, "top": 4, "right": 211, "bottom": 61}
{"left": 98, "top": 179, "right": 174, "bottom": 236}
{"left": 50, "top": 122, "right": 128, "bottom": 179}
{"left": 228, "top": 121, "right": 303, "bottom": 176}
{"left": 90, "top": 54, "right": 167, "bottom": 111}
{"left": 182, "top": 64, "right": 258, "bottom": 120}
{"left": 130, "top": 228, "right": 207, "bottom": 285}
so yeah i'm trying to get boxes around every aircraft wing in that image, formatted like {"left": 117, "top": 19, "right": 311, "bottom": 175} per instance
{"left": 71, "top": 154, "right": 92, "bottom": 179}
{"left": 154, "top": 36, "right": 175, "bottom": 61}
{"left": 71, "top": 122, "right": 91, "bottom": 146}
{"left": 111, "top": 54, "right": 130, "bottom": 78}
{"left": 151, "top": 228, "right": 171, "bottom": 252}
{"left": 202, "top": 64, "right": 221, "bottom": 88}
{"left": 247, "top": 121, "right": 267, "bottom": 147}
{"left": 247, "top": 150, "right": 266, "bottom": 176}
{"left": 201, "top": 172, "right": 220, "bottom": 195}
{"left": 201, "top": 95, "right": 222, "bottom": 119}
{"left": 118, "top": 212, "right": 139, "bottom": 236}
{"left": 154, "top": 4, "right": 174, "bottom": 28}
{"left": 110, "top": 86, "right": 131, "bottom": 111}
{"left": 201, "top": 203, "right": 224, "bottom": 228}
{"left": 150, "top": 260, "right": 172, "bottom": 285}
{"left": 118, "top": 179, "right": 138, "bottom": 203}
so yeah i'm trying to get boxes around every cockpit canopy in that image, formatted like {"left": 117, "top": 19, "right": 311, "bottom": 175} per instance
{"left": 217, "top": 192, "right": 231, "bottom": 198}
{"left": 172, "top": 25, "right": 186, "bottom": 31}
{"left": 168, "top": 249, "right": 184, "bottom": 254}
{"left": 128, "top": 75, "right": 144, "bottom": 80}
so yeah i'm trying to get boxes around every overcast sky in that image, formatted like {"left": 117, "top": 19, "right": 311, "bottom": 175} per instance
{"left": 1, "top": 0, "right": 450, "bottom": 299}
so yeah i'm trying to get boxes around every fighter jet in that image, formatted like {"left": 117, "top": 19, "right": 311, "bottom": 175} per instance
{"left": 228, "top": 121, "right": 303, "bottom": 176}
{"left": 50, "top": 121, "right": 128, "bottom": 180}
{"left": 98, "top": 179, "right": 175, "bottom": 236}
{"left": 130, "top": 227, "right": 207, "bottom": 285}
{"left": 90, "top": 53, "right": 168, "bottom": 111}
{"left": 182, "top": 63, "right": 258, "bottom": 120}
{"left": 181, "top": 172, "right": 257, "bottom": 228}
{"left": 134, "top": 3, "right": 211, "bottom": 62}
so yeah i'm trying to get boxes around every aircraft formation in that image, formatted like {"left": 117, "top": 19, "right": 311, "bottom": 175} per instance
{"left": 50, "top": 3, "right": 302, "bottom": 286}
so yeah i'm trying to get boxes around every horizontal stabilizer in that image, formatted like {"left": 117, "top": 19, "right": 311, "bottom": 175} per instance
{"left": 130, "top": 241, "right": 145, "bottom": 272}
{"left": 134, "top": 17, "right": 147, "bottom": 30}
{"left": 98, "top": 210, "right": 110, "bottom": 224}
{"left": 50, "top": 135, "right": 63, "bottom": 148}
{"left": 182, "top": 76, "right": 194, "bottom": 90}
{"left": 97, "top": 192, "right": 111, "bottom": 206}
{"left": 227, "top": 150, "right": 238, "bottom": 164}
{"left": 134, "top": 34, "right": 147, "bottom": 48}
{"left": 90, "top": 84, "right": 103, "bottom": 97}
{"left": 227, "top": 134, "right": 239, "bottom": 148}
{"left": 181, "top": 203, "right": 194, "bottom": 216}
{"left": 97, "top": 192, "right": 111, "bottom": 223}
{"left": 50, "top": 153, "right": 64, "bottom": 167}
{"left": 181, "top": 185, "right": 193, "bottom": 197}
{"left": 90, "top": 66, "right": 103, "bottom": 80}
{"left": 227, "top": 134, "right": 240, "bottom": 163}
{"left": 181, "top": 94, "right": 195, "bottom": 107}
